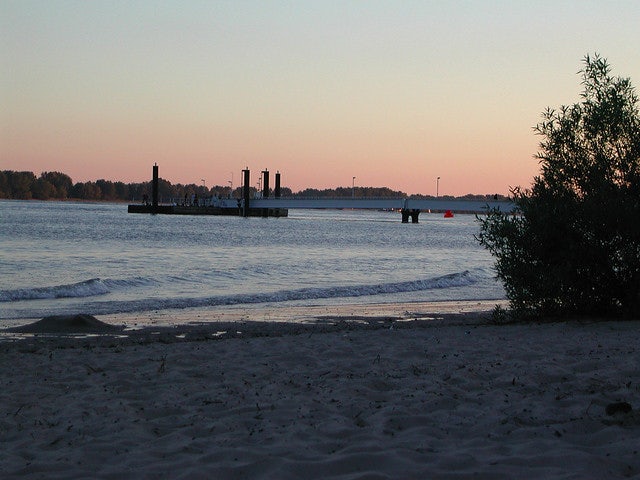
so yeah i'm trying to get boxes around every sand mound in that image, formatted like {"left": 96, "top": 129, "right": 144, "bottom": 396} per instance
{"left": 11, "top": 314, "right": 122, "bottom": 333}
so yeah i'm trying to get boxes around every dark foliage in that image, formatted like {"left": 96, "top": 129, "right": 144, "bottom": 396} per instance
{"left": 477, "top": 55, "right": 640, "bottom": 318}
{"left": 1, "top": 171, "right": 36, "bottom": 199}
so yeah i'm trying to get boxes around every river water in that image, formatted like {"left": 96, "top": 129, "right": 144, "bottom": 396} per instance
{"left": 0, "top": 200, "right": 504, "bottom": 324}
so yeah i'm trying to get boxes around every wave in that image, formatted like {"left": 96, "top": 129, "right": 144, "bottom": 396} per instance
{"left": 0, "top": 277, "right": 154, "bottom": 302}
{"left": 75, "top": 270, "right": 481, "bottom": 315}
{"left": 0, "top": 271, "right": 488, "bottom": 320}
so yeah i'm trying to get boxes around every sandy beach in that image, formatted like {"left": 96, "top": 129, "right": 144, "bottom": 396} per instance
{"left": 1, "top": 301, "right": 639, "bottom": 479}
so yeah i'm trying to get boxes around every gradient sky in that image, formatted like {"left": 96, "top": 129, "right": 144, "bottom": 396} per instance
{"left": 2, "top": 1, "right": 639, "bottom": 196}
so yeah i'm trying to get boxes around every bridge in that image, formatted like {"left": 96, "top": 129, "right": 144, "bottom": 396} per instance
{"left": 249, "top": 196, "right": 514, "bottom": 222}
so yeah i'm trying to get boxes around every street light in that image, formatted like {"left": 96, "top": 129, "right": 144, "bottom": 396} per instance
{"left": 436, "top": 176, "right": 440, "bottom": 198}
{"left": 352, "top": 176, "right": 356, "bottom": 199}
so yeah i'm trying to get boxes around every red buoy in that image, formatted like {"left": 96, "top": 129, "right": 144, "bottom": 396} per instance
{"left": 444, "top": 210, "right": 454, "bottom": 218}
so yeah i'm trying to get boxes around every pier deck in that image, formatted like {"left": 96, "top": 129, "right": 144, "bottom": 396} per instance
{"left": 127, "top": 204, "right": 288, "bottom": 217}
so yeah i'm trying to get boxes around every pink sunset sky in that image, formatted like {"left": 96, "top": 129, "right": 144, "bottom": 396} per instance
{"left": 2, "top": 1, "right": 639, "bottom": 196}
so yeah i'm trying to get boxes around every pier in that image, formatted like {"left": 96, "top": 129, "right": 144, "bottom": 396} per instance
{"left": 128, "top": 165, "right": 514, "bottom": 222}
{"left": 128, "top": 165, "right": 288, "bottom": 218}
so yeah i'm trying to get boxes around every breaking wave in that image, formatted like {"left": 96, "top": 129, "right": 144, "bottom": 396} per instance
{"left": 0, "top": 278, "right": 153, "bottom": 302}
{"left": 75, "top": 270, "right": 480, "bottom": 315}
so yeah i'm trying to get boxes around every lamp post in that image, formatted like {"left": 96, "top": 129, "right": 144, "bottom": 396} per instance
{"left": 352, "top": 176, "right": 356, "bottom": 199}
{"left": 436, "top": 176, "right": 440, "bottom": 198}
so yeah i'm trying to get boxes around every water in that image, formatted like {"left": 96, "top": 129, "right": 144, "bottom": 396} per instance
{"left": 0, "top": 200, "right": 504, "bottom": 323}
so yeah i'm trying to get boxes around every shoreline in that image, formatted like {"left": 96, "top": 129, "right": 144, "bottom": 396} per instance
{"left": 104, "top": 298, "right": 508, "bottom": 327}
{"left": 0, "top": 299, "right": 507, "bottom": 344}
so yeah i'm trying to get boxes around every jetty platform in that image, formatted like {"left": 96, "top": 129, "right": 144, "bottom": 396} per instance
{"left": 127, "top": 203, "right": 288, "bottom": 217}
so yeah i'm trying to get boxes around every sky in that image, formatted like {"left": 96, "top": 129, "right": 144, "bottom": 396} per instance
{"left": 2, "top": 1, "right": 639, "bottom": 196}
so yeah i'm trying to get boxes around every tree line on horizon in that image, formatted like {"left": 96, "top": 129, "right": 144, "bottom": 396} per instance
{"left": 0, "top": 169, "right": 507, "bottom": 202}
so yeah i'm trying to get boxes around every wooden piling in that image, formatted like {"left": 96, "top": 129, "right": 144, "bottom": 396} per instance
{"left": 152, "top": 163, "right": 159, "bottom": 212}
{"left": 275, "top": 172, "right": 281, "bottom": 198}
{"left": 262, "top": 170, "right": 270, "bottom": 198}
{"left": 242, "top": 168, "right": 250, "bottom": 217}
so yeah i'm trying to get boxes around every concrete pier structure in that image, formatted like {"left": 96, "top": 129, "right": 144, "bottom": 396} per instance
{"left": 128, "top": 165, "right": 288, "bottom": 218}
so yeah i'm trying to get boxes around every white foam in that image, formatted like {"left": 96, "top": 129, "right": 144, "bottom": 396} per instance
{"left": 0, "top": 278, "right": 110, "bottom": 302}
{"left": 64, "top": 271, "right": 482, "bottom": 316}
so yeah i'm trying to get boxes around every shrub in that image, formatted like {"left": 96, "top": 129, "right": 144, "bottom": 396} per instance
{"left": 477, "top": 54, "right": 640, "bottom": 318}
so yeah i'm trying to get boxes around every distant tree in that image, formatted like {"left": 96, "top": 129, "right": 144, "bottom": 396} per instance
{"left": 113, "top": 181, "right": 129, "bottom": 199}
{"left": 157, "top": 178, "right": 174, "bottom": 202}
{"left": 0, "top": 171, "right": 9, "bottom": 198}
{"left": 6, "top": 171, "right": 36, "bottom": 199}
{"left": 71, "top": 181, "right": 101, "bottom": 200}
{"left": 95, "top": 179, "right": 116, "bottom": 200}
{"left": 32, "top": 178, "right": 56, "bottom": 199}
{"left": 477, "top": 54, "right": 640, "bottom": 318}
{"left": 297, "top": 188, "right": 323, "bottom": 198}
{"left": 195, "top": 185, "right": 209, "bottom": 198}
{"left": 294, "top": 186, "right": 406, "bottom": 198}
{"left": 40, "top": 171, "right": 73, "bottom": 198}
